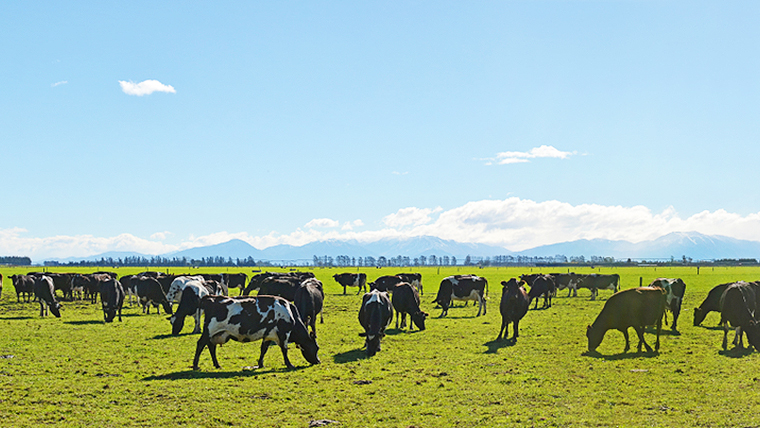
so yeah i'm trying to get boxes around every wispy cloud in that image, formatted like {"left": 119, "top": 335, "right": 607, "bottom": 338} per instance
{"left": 51, "top": 81, "right": 68, "bottom": 87}
{"left": 383, "top": 207, "right": 443, "bottom": 228}
{"left": 119, "top": 79, "right": 176, "bottom": 96}
{"left": 392, "top": 171, "right": 408, "bottom": 175}
{"left": 305, "top": 218, "right": 340, "bottom": 228}
{"left": 485, "top": 145, "right": 575, "bottom": 165}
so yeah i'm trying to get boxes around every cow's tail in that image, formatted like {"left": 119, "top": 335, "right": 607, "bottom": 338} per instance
{"left": 485, "top": 279, "right": 489, "bottom": 297}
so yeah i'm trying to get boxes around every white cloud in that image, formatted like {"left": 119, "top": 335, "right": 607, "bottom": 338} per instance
{"left": 150, "top": 231, "right": 172, "bottom": 240}
{"left": 119, "top": 79, "right": 176, "bottom": 96}
{"left": 341, "top": 220, "right": 364, "bottom": 231}
{"left": 51, "top": 81, "right": 68, "bottom": 87}
{"left": 383, "top": 207, "right": 443, "bottom": 228}
{"left": 488, "top": 145, "right": 576, "bottom": 165}
{"left": 305, "top": 218, "right": 340, "bottom": 228}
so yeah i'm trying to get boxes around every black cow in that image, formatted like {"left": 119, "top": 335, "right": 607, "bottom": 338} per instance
{"left": 134, "top": 276, "right": 173, "bottom": 315}
{"left": 203, "top": 279, "right": 228, "bottom": 296}
{"left": 358, "top": 290, "right": 393, "bottom": 357}
{"left": 497, "top": 279, "right": 530, "bottom": 341}
{"left": 693, "top": 282, "right": 733, "bottom": 326}
{"left": 526, "top": 275, "right": 555, "bottom": 309}
{"left": 647, "top": 278, "right": 687, "bottom": 332}
{"left": 370, "top": 275, "right": 404, "bottom": 293}
{"left": 243, "top": 271, "right": 314, "bottom": 295}
{"left": 33, "top": 276, "right": 62, "bottom": 318}
{"left": 221, "top": 273, "right": 248, "bottom": 295}
{"left": 576, "top": 274, "right": 620, "bottom": 300}
{"left": 719, "top": 282, "right": 760, "bottom": 350}
{"left": 333, "top": 273, "right": 367, "bottom": 295}
{"left": 9, "top": 274, "right": 35, "bottom": 302}
{"left": 30, "top": 272, "right": 74, "bottom": 301}
{"left": 396, "top": 273, "right": 423, "bottom": 295}
{"left": 71, "top": 273, "right": 112, "bottom": 303}
{"left": 257, "top": 277, "right": 302, "bottom": 301}
{"left": 432, "top": 275, "right": 488, "bottom": 317}
{"left": 391, "top": 282, "right": 427, "bottom": 331}
{"left": 294, "top": 278, "right": 325, "bottom": 338}
{"left": 192, "top": 295, "right": 320, "bottom": 370}
{"left": 119, "top": 275, "right": 138, "bottom": 306}
{"left": 100, "top": 278, "right": 125, "bottom": 323}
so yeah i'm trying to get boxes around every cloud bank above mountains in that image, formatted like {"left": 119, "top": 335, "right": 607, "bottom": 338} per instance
{"left": 3, "top": 197, "right": 760, "bottom": 260}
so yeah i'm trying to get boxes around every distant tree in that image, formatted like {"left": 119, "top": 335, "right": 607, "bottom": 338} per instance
{"left": 464, "top": 255, "right": 471, "bottom": 266}
{"left": 451, "top": 256, "right": 457, "bottom": 266}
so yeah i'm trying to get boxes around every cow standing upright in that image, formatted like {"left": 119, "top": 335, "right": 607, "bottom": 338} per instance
{"left": 358, "top": 290, "right": 393, "bottom": 357}
{"left": 334, "top": 273, "right": 367, "bottom": 295}
{"left": 693, "top": 282, "right": 733, "bottom": 326}
{"left": 100, "top": 278, "right": 125, "bottom": 323}
{"left": 33, "top": 276, "right": 62, "bottom": 318}
{"left": 396, "top": 273, "right": 423, "bottom": 295}
{"left": 391, "top": 282, "right": 427, "bottom": 331}
{"left": 586, "top": 287, "right": 666, "bottom": 354}
{"left": 647, "top": 278, "right": 686, "bottom": 332}
{"left": 243, "top": 271, "right": 314, "bottom": 296}
{"left": 221, "top": 273, "right": 248, "bottom": 295}
{"left": 294, "top": 278, "right": 325, "bottom": 338}
{"left": 549, "top": 273, "right": 580, "bottom": 297}
{"left": 718, "top": 282, "right": 760, "bottom": 351}
{"left": 370, "top": 275, "right": 404, "bottom": 293}
{"left": 497, "top": 279, "right": 530, "bottom": 341}
{"left": 432, "top": 275, "right": 487, "bottom": 317}
{"left": 577, "top": 274, "right": 620, "bottom": 300}
{"left": 526, "top": 275, "right": 555, "bottom": 309}
{"left": 192, "top": 295, "right": 320, "bottom": 370}
{"left": 134, "top": 276, "right": 173, "bottom": 315}
{"left": 9, "top": 275, "right": 35, "bottom": 303}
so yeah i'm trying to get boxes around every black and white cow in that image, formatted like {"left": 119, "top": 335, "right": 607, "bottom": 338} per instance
{"left": 391, "top": 282, "right": 427, "bottom": 331}
{"left": 719, "top": 282, "right": 760, "bottom": 350}
{"left": 9, "top": 274, "right": 35, "bottom": 303}
{"left": 396, "top": 273, "right": 423, "bottom": 295}
{"left": 192, "top": 295, "right": 320, "bottom": 370}
{"left": 166, "top": 275, "right": 206, "bottom": 306}
{"left": 221, "top": 273, "right": 248, "bottom": 295}
{"left": 497, "top": 278, "right": 530, "bottom": 341}
{"left": 333, "top": 273, "right": 367, "bottom": 295}
{"left": 294, "top": 278, "right": 325, "bottom": 338}
{"left": 370, "top": 275, "right": 404, "bottom": 293}
{"left": 100, "top": 278, "right": 125, "bottom": 323}
{"left": 71, "top": 273, "right": 111, "bottom": 304}
{"left": 548, "top": 273, "right": 581, "bottom": 297}
{"left": 647, "top": 277, "right": 687, "bottom": 332}
{"left": 33, "top": 275, "right": 62, "bottom": 317}
{"left": 203, "top": 279, "right": 228, "bottom": 296}
{"left": 432, "top": 275, "right": 488, "bottom": 317}
{"left": 576, "top": 274, "right": 620, "bottom": 300}
{"left": 358, "top": 290, "right": 393, "bottom": 357}
{"left": 119, "top": 275, "right": 138, "bottom": 306}
{"left": 134, "top": 276, "right": 173, "bottom": 315}
{"left": 168, "top": 280, "right": 209, "bottom": 335}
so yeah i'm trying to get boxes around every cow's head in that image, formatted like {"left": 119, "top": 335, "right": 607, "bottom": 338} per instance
{"left": 745, "top": 320, "right": 760, "bottom": 351}
{"left": 290, "top": 316, "right": 320, "bottom": 365}
{"left": 586, "top": 324, "right": 604, "bottom": 353}
{"left": 168, "top": 314, "right": 184, "bottom": 335}
{"left": 693, "top": 307, "right": 706, "bottom": 326}
{"left": 162, "top": 301, "right": 173, "bottom": 315}
{"left": 50, "top": 302, "right": 62, "bottom": 318}
{"left": 411, "top": 311, "right": 428, "bottom": 331}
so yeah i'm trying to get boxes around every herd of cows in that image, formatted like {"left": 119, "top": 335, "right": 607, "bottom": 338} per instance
{"left": 0, "top": 270, "right": 758, "bottom": 369}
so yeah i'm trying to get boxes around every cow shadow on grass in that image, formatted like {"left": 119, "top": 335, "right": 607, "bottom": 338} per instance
{"left": 65, "top": 320, "right": 108, "bottom": 326}
{"left": 718, "top": 347, "right": 755, "bottom": 358}
{"left": 0, "top": 316, "right": 34, "bottom": 321}
{"left": 143, "top": 366, "right": 306, "bottom": 381}
{"left": 696, "top": 325, "right": 724, "bottom": 331}
{"left": 583, "top": 350, "right": 660, "bottom": 360}
{"left": 333, "top": 349, "right": 366, "bottom": 364}
{"left": 483, "top": 338, "right": 517, "bottom": 354}
{"left": 150, "top": 332, "right": 197, "bottom": 340}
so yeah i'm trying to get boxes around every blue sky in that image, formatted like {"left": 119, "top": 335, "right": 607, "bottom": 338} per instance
{"left": 2, "top": 1, "right": 760, "bottom": 260}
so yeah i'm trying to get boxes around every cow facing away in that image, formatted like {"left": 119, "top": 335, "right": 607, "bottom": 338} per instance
{"left": 100, "top": 279, "right": 125, "bottom": 323}
{"left": 221, "top": 273, "right": 248, "bottom": 295}
{"left": 497, "top": 279, "right": 530, "bottom": 341}
{"left": 693, "top": 283, "right": 732, "bottom": 326}
{"left": 586, "top": 287, "right": 666, "bottom": 354}
{"left": 358, "top": 290, "right": 393, "bottom": 357}
{"left": 168, "top": 281, "right": 209, "bottom": 335}
{"left": 192, "top": 295, "right": 320, "bottom": 370}
{"left": 391, "top": 282, "right": 427, "bottom": 331}
{"left": 719, "top": 282, "right": 760, "bottom": 351}
{"left": 432, "top": 275, "right": 487, "bottom": 317}
{"left": 33, "top": 276, "right": 62, "bottom": 318}
{"left": 294, "top": 278, "right": 325, "bottom": 339}
{"left": 526, "top": 275, "right": 555, "bottom": 309}
{"left": 334, "top": 273, "right": 367, "bottom": 295}
{"left": 647, "top": 278, "right": 686, "bottom": 332}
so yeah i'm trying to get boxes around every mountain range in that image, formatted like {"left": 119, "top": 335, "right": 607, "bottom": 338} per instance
{"left": 43, "top": 232, "right": 760, "bottom": 264}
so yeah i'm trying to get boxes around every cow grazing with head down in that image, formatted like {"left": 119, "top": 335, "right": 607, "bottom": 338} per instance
{"left": 718, "top": 282, "right": 760, "bottom": 351}
{"left": 370, "top": 275, "right": 404, "bottom": 293}
{"left": 34, "top": 276, "right": 62, "bottom": 318}
{"left": 168, "top": 280, "right": 209, "bottom": 335}
{"left": 586, "top": 287, "right": 666, "bottom": 354}
{"left": 359, "top": 290, "right": 393, "bottom": 356}
{"left": 693, "top": 282, "right": 733, "bottom": 326}
{"left": 396, "top": 273, "right": 423, "bottom": 295}
{"left": 432, "top": 275, "right": 488, "bottom": 318}
{"left": 9, "top": 274, "right": 35, "bottom": 303}
{"left": 294, "top": 278, "right": 325, "bottom": 339}
{"left": 647, "top": 277, "right": 687, "bottom": 332}
{"left": 334, "top": 273, "right": 367, "bottom": 295}
{"left": 192, "top": 295, "right": 320, "bottom": 370}
{"left": 134, "top": 276, "right": 173, "bottom": 315}
{"left": 577, "top": 274, "right": 620, "bottom": 300}
{"left": 497, "top": 278, "right": 530, "bottom": 341}
{"left": 100, "top": 278, "right": 125, "bottom": 323}
{"left": 391, "top": 282, "right": 427, "bottom": 331}
{"left": 525, "top": 275, "right": 555, "bottom": 309}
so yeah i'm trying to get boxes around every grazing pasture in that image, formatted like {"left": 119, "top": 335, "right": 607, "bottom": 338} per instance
{"left": 1, "top": 265, "right": 759, "bottom": 427}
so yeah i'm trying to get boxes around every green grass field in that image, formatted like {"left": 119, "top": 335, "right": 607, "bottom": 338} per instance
{"left": 1, "top": 265, "right": 759, "bottom": 427}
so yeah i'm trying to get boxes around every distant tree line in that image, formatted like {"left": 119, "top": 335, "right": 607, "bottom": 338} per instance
{"left": 313, "top": 255, "right": 458, "bottom": 267}
{"left": 0, "top": 256, "right": 32, "bottom": 266}
{"left": 43, "top": 255, "right": 274, "bottom": 268}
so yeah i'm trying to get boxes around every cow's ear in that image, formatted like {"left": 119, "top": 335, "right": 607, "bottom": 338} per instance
{"left": 358, "top": 332, "right": 367, "bottom": 337}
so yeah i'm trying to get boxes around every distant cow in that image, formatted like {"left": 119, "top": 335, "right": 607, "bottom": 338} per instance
{"left": 396, "top": 273, "right": 423, "bottom": 295}
{"left": 243, "top": 271, "right": 314, "bottom": 295}
{"left": 358, "top": 290, "right": 393, "bottom": 357}
{"left": 391, "top": 282, "right": 427, "bottom": 331}
{"left": 497, "top": 279, "right": 530, "bottom": 341}
{"left": 30, "top": 273, "right": 74, "bottom": 301}
{"left": 432, "top": 275, "right": 488, "bottom": 317}
{"left": 693, "top": 282, "right": 733, "bottom": 326}
{"left": 526, "top": 275, "right": 555, "bottom": 309}
{"left": 9, "top": 274, "right": 35, "bottom": 303}
{"left": 294, "top": 278, "right": 325, "bottom": 338}
{"left": 134, "top": 276, "right": 173, "bottom": 315}
{"left": 647, "top": 278, "right": 687, "bottom": 331}
{"left": 586, "top": 287, "right": 666, "bottom": 354}
{"left": 334, "top": 273, "right": 367, "bottom": 295}
{"left": 549, "top": 273, "right": 580, "bottom": 297}
{"left": 33, "top": 276, "right": 62, "bottom": 318}
{"left": 370, "top": 275, "right": 404, "bottom": 293}
{"left": 192, "top": 295, "right": 320, "bottom": 370}
{"left": 100, "top": 279, "right": 125, "bottom": 323}
{"left": 71, "top": 273, "right": 112, "bottom": 304}
{"left": 119, "top": 275, "right": 138, "bottom": 306}
{"left": 203, "top": 279, "right": 228, "bottom": 296}
{"left": 719, "top": 282, "right": 760, "bottom": 350}
{"left": 169, "top": 281, "right": 209, "bottom": 335}
{"left": 221, "top": 273, "right": 248, "bottom": 295}
{"left": 577, "top": 274, "right": 620, "bottom": 300}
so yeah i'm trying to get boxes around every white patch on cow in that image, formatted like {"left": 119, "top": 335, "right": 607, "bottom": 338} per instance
{"left": 353, "top": 275, "right": 360, "bottom": 287}
{"left": 166, "top": 276, "right": 205, "bottom": 304}
{"left": 207, "top": 298, "right": 294, "bottom": 347}
{"left": 448, "top": 276, "right": 459, "bottom": 286}
{"left": 451, "top": 289, "right": 481, "bottom": 303}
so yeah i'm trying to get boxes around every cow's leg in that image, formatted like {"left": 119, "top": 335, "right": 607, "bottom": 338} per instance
{"left": 481, "top": 296, "right": 486, "bottom": 316}
{"left": 257, "top": 341, "right": 272, "bottom": 369}
{"left": 117, "top": 306, "right": 122, "bottom": 322}
{"left": 193, "top": 309, "right": 202, "bottom": 334}
{"left": 278, "top": 342, "right": 295, "bottom": 370}
{"left": 621, "top": 328, "right": 630, "bottom": 353}
{"left": 735, "top": 327, "right": 744, "bottom": 348}
{"left": 590, "top": 289, "right": 597, "bottom": 301}
{"left": 671, "top": 300, "right": 681, "bottom": 331}
{"left": 38, "top": 301, "right": 45, "bottom": 317}
{"left": 497, "top": 319, "right": 507, "bottom": 340}
{"left": 722, "top": 321, "right": 729, "bottom": 350}
{"left": 655, "top": 315, "right": 662, "bottom": 351}
{"left": 634, "top": 326, "right": 652, "bottom": 353}
{"left": 395, "top": 310, "right": 400, "bottom": 329}
{"left": 343, "top": 285, "right": 347, "bottom": 295}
